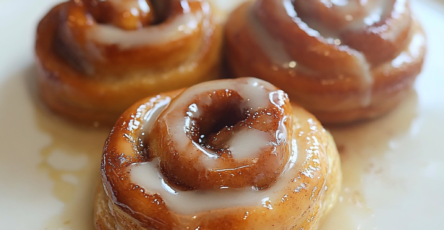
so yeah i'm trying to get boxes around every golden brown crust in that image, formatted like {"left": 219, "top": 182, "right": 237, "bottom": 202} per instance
{"left": 94, "top": 78, "right": 342, "bottom": 230}
{"left": 225, "top": 0, "right": 426, "bottom": 124}
{"left": 35, "top": 1, "right": 223, "bottom": 126}
{"left": 95, "top": 135, "right": 341, "bottom": 230}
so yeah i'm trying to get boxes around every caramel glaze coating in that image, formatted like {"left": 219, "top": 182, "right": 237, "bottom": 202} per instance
{"left": 84, "top": 0, "right": 156, "bottom": 31}
{"left": 225, "top": 0, "right": 427, "bottom": 124}
{"left": 35, "top": 0, "right": 222, "bottom": 126}
{"left": 151, "top": 89, "right": 292, "bottom": 191}
{"left": 95, "top": 78, "right": 342, "bottom": 230}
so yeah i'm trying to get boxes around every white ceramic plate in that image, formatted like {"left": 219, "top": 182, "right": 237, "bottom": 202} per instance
{"left": 0, "top": 0, "right": 443, "bottom": 229}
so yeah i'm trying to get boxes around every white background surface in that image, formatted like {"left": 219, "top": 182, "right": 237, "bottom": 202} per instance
{"left": 0, "top": 0, "right": 443, "bottom": 229}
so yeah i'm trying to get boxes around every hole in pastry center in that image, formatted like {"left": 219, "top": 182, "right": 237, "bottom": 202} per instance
{"left": 186, "top": 90, "right": 247, "bottom": 152}
{"left": 149, "top": 0, "right": 171, "bottom": 24}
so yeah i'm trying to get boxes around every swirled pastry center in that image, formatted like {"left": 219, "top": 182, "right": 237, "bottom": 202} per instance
{"left": 124, "top": 78, "right": 302, "bottom": 215}
{"left": 99, "top": 78, "right": 338, "bottom": 229}
{"left": 246, "top": 0, "right": 413, "bottom": 107}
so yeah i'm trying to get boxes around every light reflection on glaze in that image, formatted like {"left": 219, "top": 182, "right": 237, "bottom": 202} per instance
{"left": 121, "top": 96, "right": 173, "bottom": 159}
{"left": 129, "top": 158, "right": 293, "bottom": 215}
{"left": 108, "top": 0, "right": 151, "bottom": 13}
{"left": 140, "top": 96, "right": 171, "bottom": 134}
{"left": 101, "top": 77, "right": 340, "bottom": 228}
{"left": 87, "top": 12, "right": 202, "bottom": 48}
{"left": 247, "top": 6, "right": 308, "bottom": 72}
{"left": 143, "top": 78, "right": 292, "bottom": 193}
{"left": 369, "top": 0, "right": 409, "bottom": 42}
{"left": 391, "top": 31, "right": 426, "bottom": 68}
{"left": 127, "top": 113, "right": 324, "bottom": 215}
{"left": 258, "top": 0, "right": 375, "bottom": 106}
{"left": 163, "top": 78, "right": 281, "bottom": 155}
{"left": 61, "top": 0, "right": 213, "bottom": 51}
{"left": 298, "top": 0, "right": 394, "bottom": 31}
{"left": 228, "top": 129, "right": 271, "bottom": 159}
{"left": 246, "top": 0, "right": 423, "bottom": 111}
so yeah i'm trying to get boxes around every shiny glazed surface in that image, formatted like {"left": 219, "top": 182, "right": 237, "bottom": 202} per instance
{"left": 96, "top": 78, "right": 341, "bottom": 229}
{"left": 35, "top": 0, "right": 223, "bottom": 125}
{"left": 226, "top": 0, "right": 427, "bottom": 124}
{"left": 0, "top": 0, "right": 443, "bottom": 229}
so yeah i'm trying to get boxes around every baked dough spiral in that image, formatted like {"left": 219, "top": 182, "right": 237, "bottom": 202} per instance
{"left": 35, "top": 0, "right": 222, "bottom": 125}
{"left": 94, "top": 78, "right": 341, "bottom": 230}
{"left": 226, "top": 0, "right": 426, "bottom": 124}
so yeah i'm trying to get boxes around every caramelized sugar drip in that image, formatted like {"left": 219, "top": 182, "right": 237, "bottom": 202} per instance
{"left": 150, "top": 86, "right": 292, "bottom": 190}
{"left": 83, "top": 0, "right": 156, "bottom": 30}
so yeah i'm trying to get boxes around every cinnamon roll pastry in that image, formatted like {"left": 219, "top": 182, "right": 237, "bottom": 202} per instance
{"left": 226, "top": 0, "right": 426, "bottom": 124}
{"left": 94, "top": 78, "right": 341, "bottom": 230}
{"left": 35, "top": 0, "right": 222, "bottom": 125}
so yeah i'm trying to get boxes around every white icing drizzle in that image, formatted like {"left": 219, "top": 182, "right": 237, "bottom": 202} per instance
{"left": 294, "top": 0, "right": 406, "bottom": 42}
{"left": 120, "top": 79, "right": 318, "bottom": 216}
{"left": 325, "top": 0, "right": 348, "bottom": 7}
{"left": 263, "top": 0, "right": 375, "bottom": 106}
{"left": 243, "top": 78, "right": 275, "bottom": 108}
{"left": 141, "top": 97, "right": 171, "bottom": 134}
{"left": 246, "top": 6, "right": 317, "bottom": 73}
{"left": 374, "top": 0, "right": 409, "bottom": 42}
{"left": 228, "top": 129, "right": 271, "bottom": 159}
{"left": 247, "top": 7, "right": 295, "bottom": 68}
{"left": 118, "top": 97, "right": 171, "bottom": 157}
{"left": 353, "top": 53, "right": 373, "bottom": 106}
{"left": 316, "top": 0, "right": 392, "bottom": 31}
{"left": 165, "top": 78, "right": 275, "bottom": 120}
{"left": 108, "top": 0, "right": 150, "bottom": 13}
{"left": 162, "top": 78, "right": 278, "bottom": 164}
{"left": 361, "top": 0, "right": 387, "bottom": 26}
{"left": 87, "top": 12, "right": 202, "bottom": 49}
{"left": 128, "top": 135, "right": 299, "bottom": 215}
{"left": 125, "top": 96, "right": 171, "bottom": 133}
{"left": 199, "top": 153, "right": 218, "bottom": 169}
{"left": 390, "top": 27, "right": 426, "bottom": 68}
